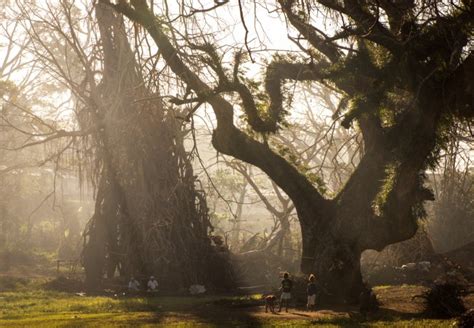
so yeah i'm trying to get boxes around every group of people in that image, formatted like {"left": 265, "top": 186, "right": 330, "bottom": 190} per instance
{"left": 127, "top": 271, "right": 318, "bottom": 312}
{"left": 128, "top": 275, "right": 159, "bottom": 292}
{"left": 278, "top": 272, "right": 318, "bottom": 312}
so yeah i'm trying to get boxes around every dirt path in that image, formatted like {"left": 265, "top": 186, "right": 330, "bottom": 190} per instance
{"left": 183, "top": 285, "right": 474, "bottom": 326}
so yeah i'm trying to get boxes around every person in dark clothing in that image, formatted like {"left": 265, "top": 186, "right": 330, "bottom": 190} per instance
{"left": 307, "top": 274, "right": 317, "bottom": 310}
{"left": 359, "top": 284, "right": 379, "bottom": 316}
{"left": 279, "top": 272, "right": 293, "bottom": 312}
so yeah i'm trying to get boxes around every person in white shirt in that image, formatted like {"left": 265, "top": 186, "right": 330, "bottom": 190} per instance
{"left": 147, "top": 276, "right": 158, "bottom": 292}
{"left": 128, "top": 276, "right": 140, "bottom": 292}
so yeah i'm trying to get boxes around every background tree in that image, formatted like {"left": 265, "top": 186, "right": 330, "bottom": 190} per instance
{"left": 205, "top": 166, "right": 249, "bottom": 250}
{"left": 0, "top": 63, "right": 90, "bottom": 269}
{"left": 429, "top": 123, "right": 474, "bottom": 252}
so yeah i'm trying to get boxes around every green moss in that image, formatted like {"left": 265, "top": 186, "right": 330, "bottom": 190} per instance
{"left": 373, "top": 163, "right": 399, "bottom": 216}
{"left": 272, "top": 143, "right": 327, "bottom": 194}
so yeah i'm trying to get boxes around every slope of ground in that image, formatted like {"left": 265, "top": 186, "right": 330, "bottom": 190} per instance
{"left": 0, "top": 282, "right": 472, "bottom": 327}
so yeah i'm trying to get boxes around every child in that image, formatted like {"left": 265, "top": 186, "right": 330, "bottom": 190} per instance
{"left": 278, "top": 272, "right": 293, "bottom": 312}
{"left": 307, "top": 274, "right": 317, "bottom": 310}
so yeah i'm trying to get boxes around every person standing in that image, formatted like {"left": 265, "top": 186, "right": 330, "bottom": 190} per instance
{"left": 307, "top": 274, "right": 317, "bottom": 310}
{"left": 279, "top": 272, "right": 293, "bottom": 312}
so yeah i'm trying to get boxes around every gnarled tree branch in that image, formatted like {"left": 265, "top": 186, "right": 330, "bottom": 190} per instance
{"left": 104, "top": 0, "right": 329, "bottom": 225}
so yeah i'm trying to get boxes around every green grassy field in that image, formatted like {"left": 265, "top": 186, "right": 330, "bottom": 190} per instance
{"left": 0, "top": 286, "right": 461, "bottom": 327}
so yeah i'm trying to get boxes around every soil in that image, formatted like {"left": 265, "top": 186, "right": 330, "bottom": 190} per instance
{"left": 182, "top": 284, "right": 474, "bottom": 325}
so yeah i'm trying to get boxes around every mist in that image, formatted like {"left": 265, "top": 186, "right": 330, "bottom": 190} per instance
{"left": 0, "top": 1, "right": 473, "bottom": 326}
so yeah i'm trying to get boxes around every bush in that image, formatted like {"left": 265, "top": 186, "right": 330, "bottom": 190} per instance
{"left": 457, "top": 309, "right": 474, "bottom": 328}
{"left": 420, "top": 283, "right": 467, "bottom": 318}
{"left": 0, "top": 276, "right": 29, "bottom": 291}
{"left": 43, "top": 276, "right": 84, "bottom": 293}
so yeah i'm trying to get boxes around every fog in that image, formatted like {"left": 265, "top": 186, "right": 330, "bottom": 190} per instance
{"left": 0, "top": 1, "right": 473, "bottom": 325}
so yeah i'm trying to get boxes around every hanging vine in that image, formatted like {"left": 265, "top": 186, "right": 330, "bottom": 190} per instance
{"left": 81, "top": 3, "right": 234, "bottom": 290}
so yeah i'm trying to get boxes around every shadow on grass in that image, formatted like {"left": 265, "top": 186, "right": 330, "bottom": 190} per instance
{"left": 188, "top": 304, "right": 435, "bottom": 327}
{"left": 166, "top": 296, "right": 264, "bottom": 327}
{"left": 308, "top": 307, "right": 428, "bottom": 327}
{"left": 13, "top": 293, "right": 436, "bottom": 327}
{"left": 108, "top": 295, "right": 265, "bottom": 327}
{"left": 142, "top": 297, "right": 427, "bottom": 327}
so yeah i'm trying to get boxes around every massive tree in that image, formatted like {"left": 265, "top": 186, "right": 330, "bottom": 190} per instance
{"left": 80, "top": 4, "right": 233, "bottom": 289}
{"left": 104, "top": 0, "right": 471, "bottom": 302}
{"left": 11, "top": 1, "right": 233, "bottom": 289}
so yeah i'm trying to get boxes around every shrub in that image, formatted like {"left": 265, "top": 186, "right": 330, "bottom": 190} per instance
{"left": 420, "top": 283, "right": 466, "bottom": 318}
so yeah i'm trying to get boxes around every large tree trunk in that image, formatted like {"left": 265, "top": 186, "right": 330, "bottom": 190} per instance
{"left": 312, "top": 240, "right": 363, "bottom": 303}
{"left": 300, "top": 217, "right": 364, "bottom": 303}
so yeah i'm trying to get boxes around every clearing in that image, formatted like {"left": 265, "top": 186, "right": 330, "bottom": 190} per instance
{"left": 0, "top": 280, "right": 473, "bottom": 327}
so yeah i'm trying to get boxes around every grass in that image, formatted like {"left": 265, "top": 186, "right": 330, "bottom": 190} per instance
{"left": 0, "top": 285, "right": 465, "bottom": 327}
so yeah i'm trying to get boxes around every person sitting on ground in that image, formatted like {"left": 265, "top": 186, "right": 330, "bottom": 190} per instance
{"left": 279, "top": 272, "right": 293, "bottom": 312}
{"left": 128, "top": 276, "right": 140, "bottom": 292}
{"left": 307, "top": 274, "right": 317, "bottom": 310}
{"left": 147, "top": 275, "right": 158, "bottom": 292}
